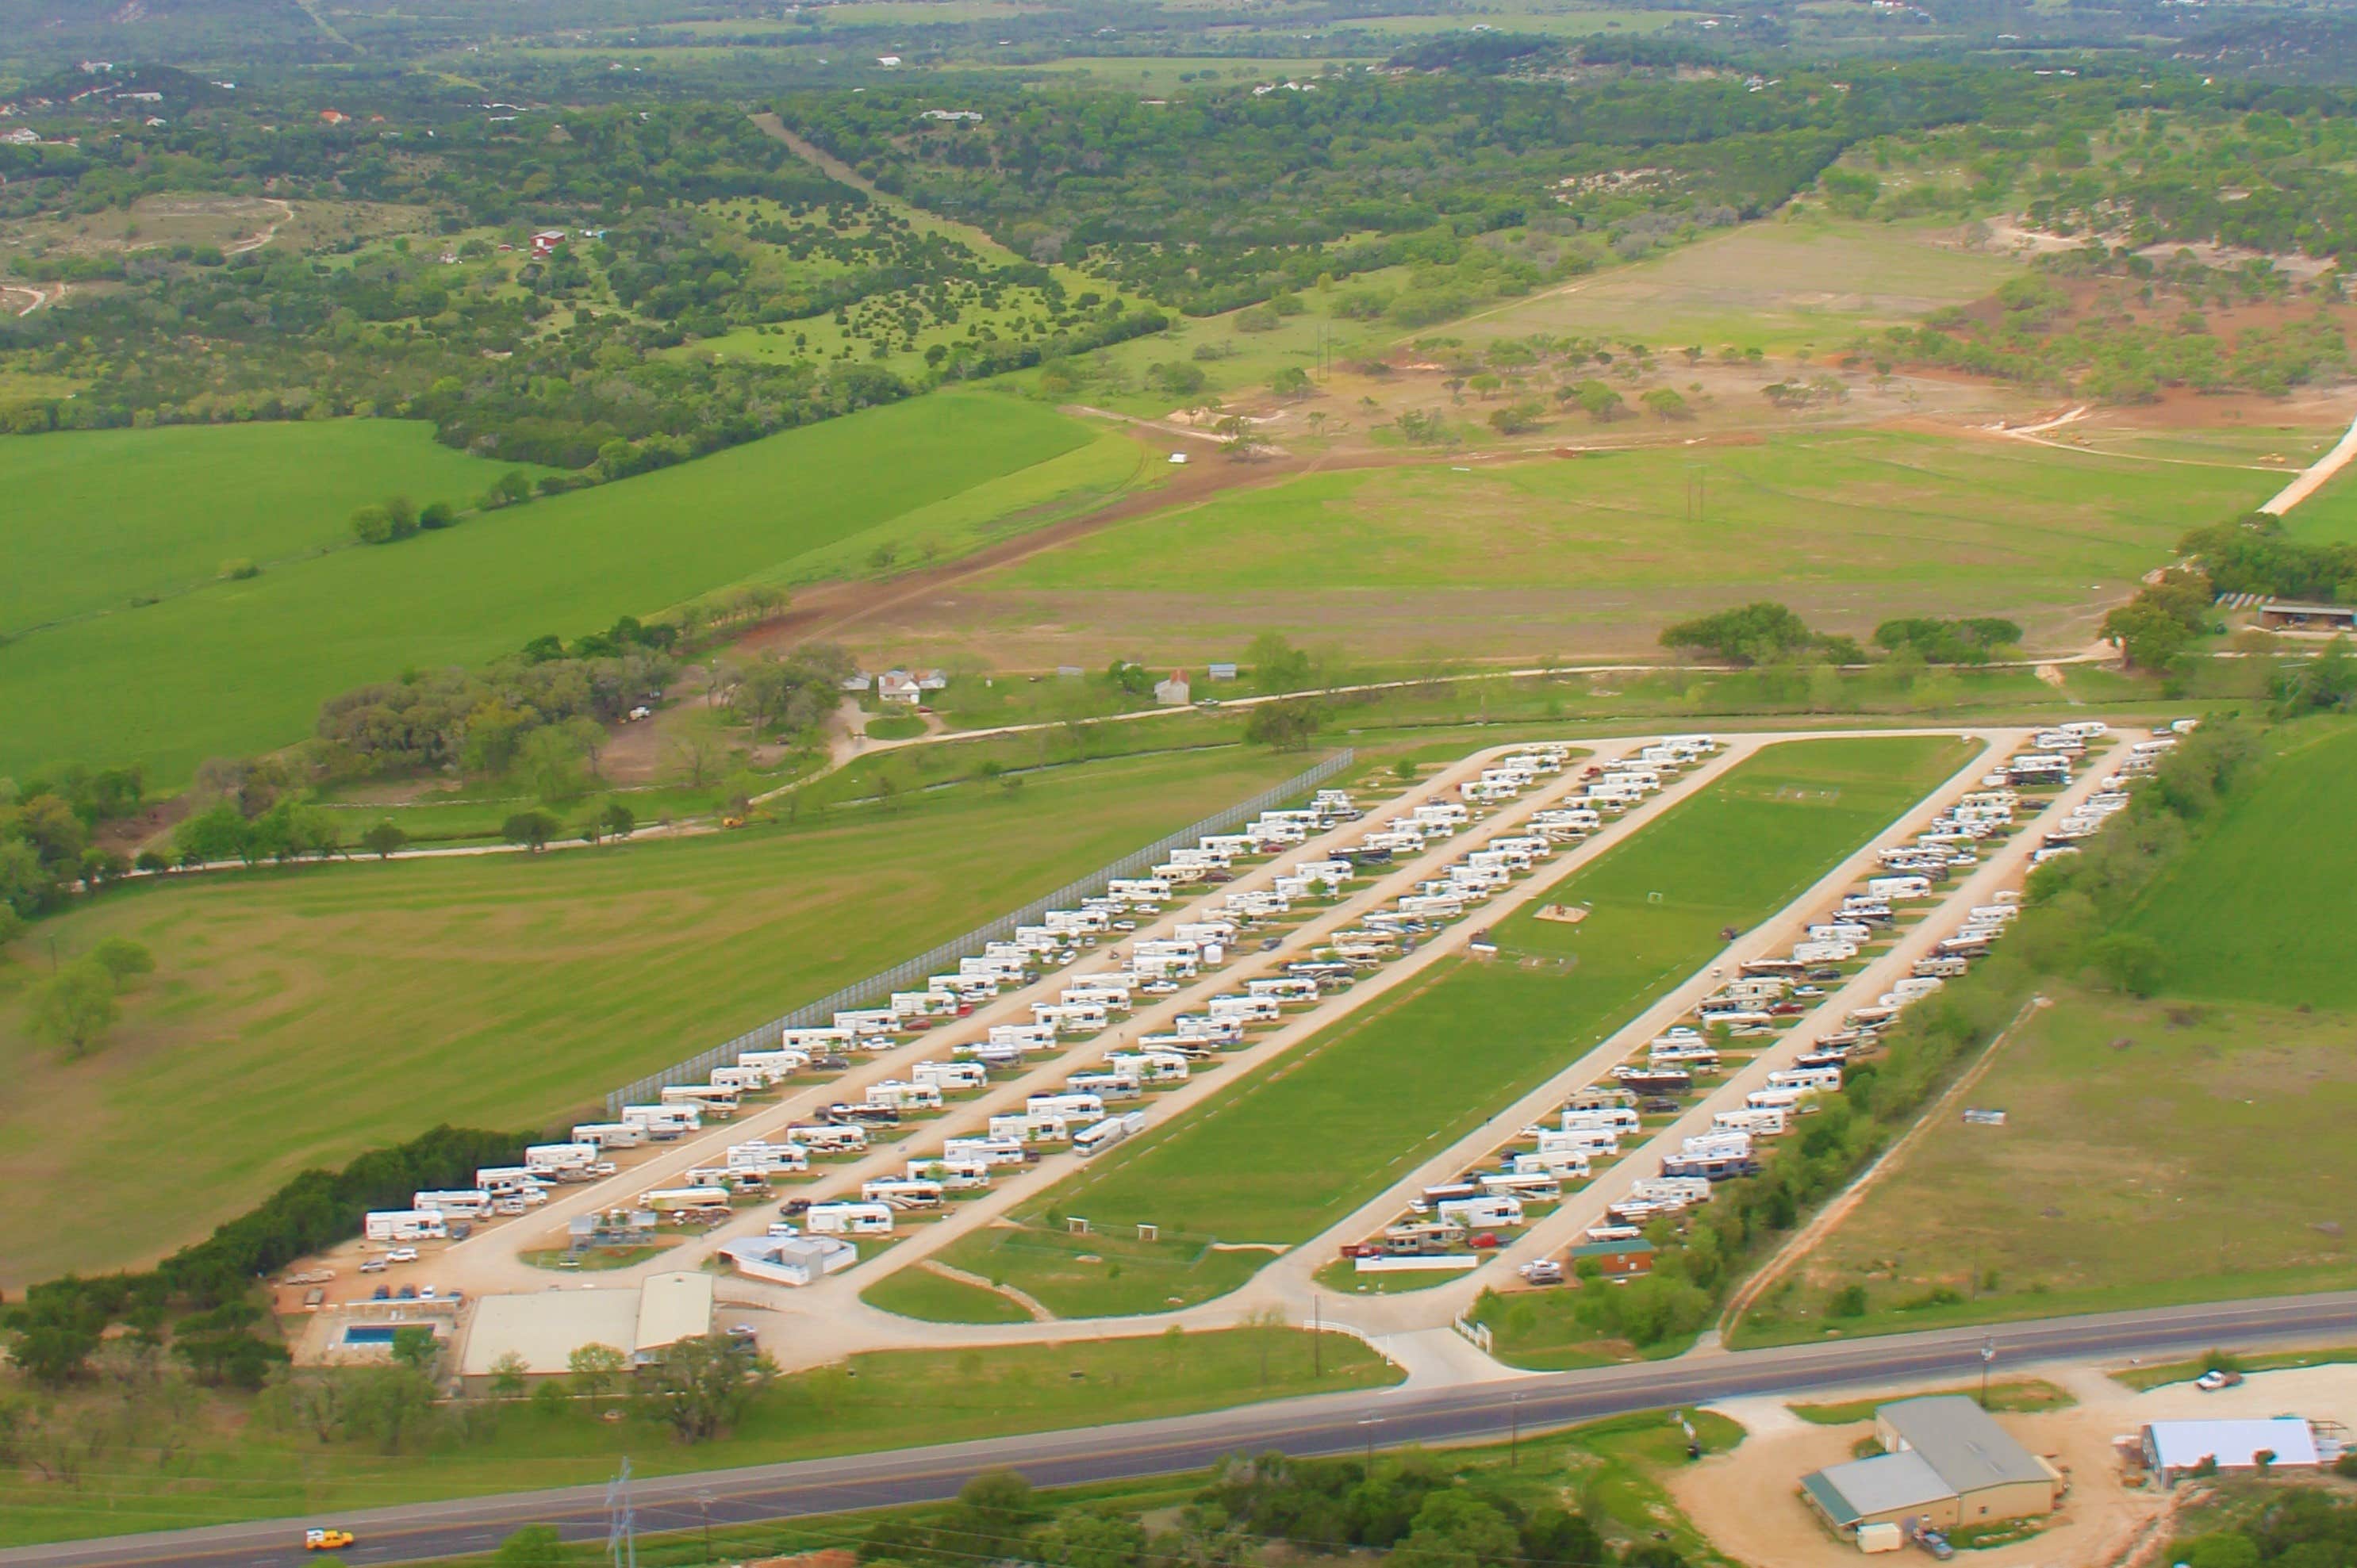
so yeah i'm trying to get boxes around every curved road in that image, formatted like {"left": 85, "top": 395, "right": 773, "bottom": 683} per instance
{"left": 10, "top": 1291, "right": 2354, "bottom": 1568}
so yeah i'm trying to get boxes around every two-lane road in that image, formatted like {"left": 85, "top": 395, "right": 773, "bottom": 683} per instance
{"left": 11, "top": 1291, "right": 2354, "bottom": 1568}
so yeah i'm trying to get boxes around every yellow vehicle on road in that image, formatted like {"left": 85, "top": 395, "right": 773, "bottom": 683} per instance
{"left": 304, "top": 1527, "right": 355, "bottom": 1551}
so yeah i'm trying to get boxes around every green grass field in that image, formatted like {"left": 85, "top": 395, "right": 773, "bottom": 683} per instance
{"left": 916, "top": 734, "right": 1972, "bottom": 1317}
{"left": 1737, "top": 720, "right": 2357, "bottom": 1344}
{"left": 2129, "top": 722, "right": 2357, "bottom": 1007}
{"left": 0, "top": 393, "right": 1100, "bottom": 786}
{"left": 0, "top": 421, "right": 551, "bottom": 639}
{"left": 891, "top": 425, "right": 2276, "bottom": 667}
{"left": 0, "top": 746, "right": 1309, "bottom": 1287}
{"left": 2283, "top": 463, "right": 2357, "bottom": 543}
{"left": 862, "top": 1264, "right": 1038, "bottom": 1324}
{"left": 0, "top": 1327, "right": 1395, "bottom": 1547}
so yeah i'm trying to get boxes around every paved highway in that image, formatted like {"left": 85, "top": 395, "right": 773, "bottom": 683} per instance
{"left": 11, "top": 1291, "right": 2354, "bottom": 1568}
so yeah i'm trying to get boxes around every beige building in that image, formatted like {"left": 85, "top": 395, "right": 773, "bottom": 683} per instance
{"left": 1802, "top": 1396, "right": 2064, "bottom": 1539}
{"left": 456, "top": 1271, "right": 714, "bottom": 1388}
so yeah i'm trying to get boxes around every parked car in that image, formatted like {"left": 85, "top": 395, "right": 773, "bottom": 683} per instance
{"left": 1808, "top": 968, "right": 1844, "bottom": 982}
{"left": 386, "top": 1246, "right": 420, "bottom": 1264}
{"left": 359, "top": 1258, "right": 387, "bottom": 1275}
{"left": 1468, "top": 1232, "right": 1503, "bottom": 1250}
{"left": 2196, "top": 1368, "right": 2245, "bottom": 1391}
{"left": 1518, "top": 1259, "right": 1564, "bottom": 1285}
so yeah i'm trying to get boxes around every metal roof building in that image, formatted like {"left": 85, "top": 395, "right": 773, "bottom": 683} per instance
{"left": 2141, "top": 1418, "right": 2321, "bottom": 1484}
{"left": 1802, "top": 1396, "right": 2064, "bottom": 1537}
{"left": 456, "top": 1271, "right": 714, "bottom": 1384}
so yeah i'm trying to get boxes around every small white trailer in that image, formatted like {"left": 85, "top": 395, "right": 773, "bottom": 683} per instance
{"left": 365, "top": 1209, "right": 449, "bottom": 1242}
{"left": 1073, "top": 1110, "right": 1148, "bottom": 1159}
{"left": 942, "top": 1137, "right": 1030, "bottom": 1167}
{"left": 411, "top": 1190, "right": 493, "bottom": 1218}
{"left": 1027, "top": 1091, "right": 1105, "bottom": 1120}
{"left": 912, "top": 1060, "right": 989, "bottom": 1092}
{"left": 571, "top": 1121, "right": 649, "bottom": 1150}
{"left": 1065, "top": 1071, "right": 1143, "bottom": 1102}
{"left": 786, "top": 1122, "right": 867, "bottom": 1152}
{"left": 620, "top": 1104, "right": 702, "bottom": 1133}
{"left": 807, "top": 1201, "right": 895, "bottom": 1235}
{"left": 725, "top": 1141, "right": 809, "bottom": 1175}
{"left": 988, "top": 1110, "right": 1070, "bottom": 1143}
{"left": 861, "top": 1178, "right": 944, "bottom": 1210}
{"left": 659, "top": 1085, "right": 739, "bottom": 1118}
{"left": 1867, "top": 875, "right": 1933, "bottom": 899}
{"left": 1713, "top": 1107, "right": 1788, "bottom": 1136}
{"left": 526, "top": 1142, "right": 600, "bottom": 1174}
{"left": 866, "top": 1079, "right": 945, "bottom": 1110}
{"left": 1436, "top": 1194, "right": 1524, "bottom": 1229}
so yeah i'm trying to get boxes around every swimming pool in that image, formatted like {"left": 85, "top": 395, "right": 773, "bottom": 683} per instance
{"left": 342, "top": 1325, "right": 402, "bottom": 1344}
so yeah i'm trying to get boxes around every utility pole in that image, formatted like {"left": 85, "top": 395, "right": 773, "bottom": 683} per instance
{"left": 1311, "top": 1294, "right": 1322, "bottom": 1378}
{"left": 697, "top": 1489, "right": 716, "bottom": 1563}
{"left": 605, "top": 1455, "right": 638, "bottom": 1568}
{"left": 1360, "top": 1414, "right": 1383, "bottom": 1474}
{"left": 1979, "top": 1336, "right": 1997, "bottom": 1409}
{"left": 1510, "top": 1393, "right": 1525, "bottom": 1468}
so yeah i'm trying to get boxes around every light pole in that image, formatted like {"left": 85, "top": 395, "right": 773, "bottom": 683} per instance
{"left": 1979, "top": 1336, "right": 1996, "bottom": 1409}
{"left": 697, "top": 1489, "right": 716, "bottom": 1562}
{"left": 1510, "top": 1393, "right": 1525, "bottom": 1468}
{"left": 1360, "top": 1415, "right": 1384, "bottom": 1474}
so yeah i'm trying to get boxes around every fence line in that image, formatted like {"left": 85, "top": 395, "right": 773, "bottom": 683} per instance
{"left": 605, "top": 750, "right": 1356, "bottom": 1115}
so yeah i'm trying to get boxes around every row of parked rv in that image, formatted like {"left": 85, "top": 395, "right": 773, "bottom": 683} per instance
{"left": 1311, "top": 743, "right": 1745, "bottom": 1268}
{"left": 1348, "top": 726, "right": 2121, "bottom": 1279}
{"left": 676, "top": 792, "right": 1384, "bottom": 1243}
{"left": 789, "top": 742, "right": 1722, "bottom": 1262}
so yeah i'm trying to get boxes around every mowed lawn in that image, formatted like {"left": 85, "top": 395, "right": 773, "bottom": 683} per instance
{"left": 0, "top": 746, "right": 1307, "bottom": 1286}
{"left": 0, "top": 420, "right": 550, "bottom": 637}
{"left": 945, "top": 427, "right": 2276, "bottom": 662}
{"left": 0, "top": 393, "right": 1095, "bottom": 785}
{"left": 1738, "top": 719, "right": 2357, "bottom": 1344}
{"left": 923, "top": 735, "right": 1973, "bottom": 1318}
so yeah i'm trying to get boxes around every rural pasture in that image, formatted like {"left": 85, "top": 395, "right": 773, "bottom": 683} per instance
{"left": 0, "top": 746, "right": 1307, "bottom": 1286}
{"left": 0, "top": 393, "right": 1106, "bottom": 784}
{"left": 854, "top": 427, "right": 2278, "bottom": 668}
{"left": 0, "top": 420, "right": 548, "bottom": 640}
{"left": 1737, "top": 720, "right": 2357, "bottom": 1343}
{"left": 914, "top": 734, "right": 1971, "bottom": 1319}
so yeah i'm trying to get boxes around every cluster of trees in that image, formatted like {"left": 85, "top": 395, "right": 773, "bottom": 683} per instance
{"left": 313, "top": 646, "right": 674, "bottom": 782}
{"left": 2, "top": 1124, "right": 533, "bottom": 1389}
{"left": 1872, "top": 616, "right": 2022, "bottom": 664}
{"left": 2180, "top": 512, "right": 2357, "bottom": 604}
{"left": 0, "top": 765, "right": 145, "bottom": 930}
{"left": 859, "top": 1460, "right": 1693, "bottom": 1568}
{"left": 2171, "top": 1491, "right": 2357, "bottom": 1568}
{"left": 22, "top": 937, "right": 153, "bottom": 1060}
{"left": 1660, "top": 601, "right": 1864, "bottom": 666}
{"left": 2100, "top": 567, "right": 2217, "bottom": 670}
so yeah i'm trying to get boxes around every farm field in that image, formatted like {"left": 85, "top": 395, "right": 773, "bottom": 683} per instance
{"left": 0, "top": 1326, "right": 1394, "bottom": 1547}
{"left": 0, "top": 421, "right": 551, "bottom": 639}
{"left": 1733, "top": 720, "right": 2357, "bottom": 1344}
{"left": 0, "top": 746, "right": 1311, "bottom": 1287}
{"left": 916, "top": 734, "right": 1973, "bottom": 1318}
{"left": 2282, "top": 461, "right": 2357, "bottom": 544}
{"left": 0, "top": 393, "right": 1104, "bottom": 786}
{"left": 1453, "top": 217, "right": 2018, "bottom": 354}
{"left": 855, "top": 425, "right": 2278, "bottom": 667}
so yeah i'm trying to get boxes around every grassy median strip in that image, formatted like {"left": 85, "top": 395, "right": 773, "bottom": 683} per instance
{"left": 0, "top": 1328, "right": 1397, "bottom": 1547}
{"left": 916, "top": 735, "right": 1975, "bottom": 1319}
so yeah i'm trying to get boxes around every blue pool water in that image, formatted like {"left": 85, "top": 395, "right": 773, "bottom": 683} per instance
{"left": 342, "top": 1325, "right": 401, "bottom": 1344}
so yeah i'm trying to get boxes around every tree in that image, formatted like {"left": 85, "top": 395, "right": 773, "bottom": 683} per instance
{"left": 489, "top": 1350, "right": 530, "bottom": 1400}
{"left": 568, "top": 1341, "right": 626, "bottom": 1403}
{"left": 501, "top": 811, "right": 561, "bottom": 852}
{"left": 1247, "top": 631, "right": 1313, "bottom": 693}
{"left": 384, "top": 495, "right": 420, "bottom": 539}
{"left": 633, "top": 1333, "right": 775, "bottom": 1442}
{"left": 516, "top": 725, "right": 588, "bottom": 803}
{"left": 1488, "top": 401, "right": 1545, "bottom": 435}
{"left": 1660, "top": 602, "right": 1821, "bottom": 665}
{"left": 1642, "top": 387, "right": 1692, "bottom": 420}
{"left": 344, "top": 1364, "right": 438, "bottom": 1453}
{"left": 487, "top": 1518, "right": 561, "bottom": 1556}
{"left": 361, "top": 820, "right": 409, "bottom": 860}
{"left": 7, "top": 1321, "right": 100, "bottom": 1387}
{"left": 390, "top": 1326, "right": 440, "bottom": 1372}
{"left": 418, "top": 500, "right": 458, "bottom": 531}
{"left": 933, "top": 1470, "right": 1042, "bottom": 1566}
{"left": 2091, "top": 932, "right": 2166, "bottom": 997}
{"left": 492, "top": 1526, "right": 565, "bottom": 1568}
{"left": 602, "top": 801, "right": 635, "bottom": 840}
{"left": 1392, "top": 1490, "right": 1519, "bottom": 1568}
{"left": 90, "top": 937, "right": 154, "bottom": 988}
{"left": 31, "top": 961, "right": 117, "bottom": 1058}
{"left": 1269, "top": 366, "right": 1312, "bottom": 398}
{"left": 1245, "top": 699, "right": 1324, "bottom": 752}
{"left": 350, "top": 504, "right": 395, "bottom": 545}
